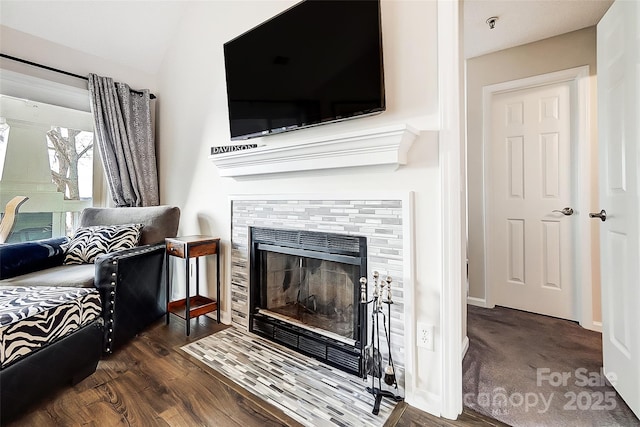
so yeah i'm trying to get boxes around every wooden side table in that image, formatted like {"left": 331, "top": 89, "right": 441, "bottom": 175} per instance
{"left": 165, "top": 235, "right": 221, "bottom": 335}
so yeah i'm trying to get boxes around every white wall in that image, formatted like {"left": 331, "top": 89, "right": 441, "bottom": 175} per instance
{"left": 466, "top": 27, "right": 601, "bottom": 322}
{"left": 0, "top": 26, "right": 158, "bottom": 93}
{"left": 156, "top": 0, "right": 449, "bottom": 415}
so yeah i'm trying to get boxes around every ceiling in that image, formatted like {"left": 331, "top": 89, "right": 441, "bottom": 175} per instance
{"left": 464, "top": 0, "right": 613, "bottom": 58}
{"left": 0, "top": 0, "right": 615, "bottom": 74}
{"left": 0, "top": 1, "right": 190, "bottom": 75}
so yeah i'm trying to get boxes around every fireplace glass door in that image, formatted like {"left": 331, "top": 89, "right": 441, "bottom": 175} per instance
{"left": 261, "top": 251, "right": 360, "bottom": 341}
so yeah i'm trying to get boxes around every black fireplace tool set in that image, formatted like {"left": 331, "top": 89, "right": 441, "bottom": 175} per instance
{"left": 360, "top": 272, "right": 404, "bottom": 415}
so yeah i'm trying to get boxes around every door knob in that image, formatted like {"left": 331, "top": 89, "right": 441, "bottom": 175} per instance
{"left": 552, "top": 207, "right": 574, "bottom": 216}
{"left": 589, "top": 209, "right": 607, "bottom": 222}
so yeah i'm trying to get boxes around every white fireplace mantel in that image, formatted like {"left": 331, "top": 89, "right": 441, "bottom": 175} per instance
{"left": 209, "top": 123, "right": 420, "bottom": 177}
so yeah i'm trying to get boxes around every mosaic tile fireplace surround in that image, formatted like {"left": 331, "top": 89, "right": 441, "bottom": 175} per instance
{"left": 231, "top": 196, "right": 408, "bottom": 393}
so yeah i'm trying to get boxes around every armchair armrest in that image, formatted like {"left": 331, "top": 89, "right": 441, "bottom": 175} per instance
{"left": 94, "top": 243, "right": 166, "bottom": 352}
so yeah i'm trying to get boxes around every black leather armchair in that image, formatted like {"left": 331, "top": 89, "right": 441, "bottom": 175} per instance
{"left": 80, "top": 206, "right": 181, "bottom": 352}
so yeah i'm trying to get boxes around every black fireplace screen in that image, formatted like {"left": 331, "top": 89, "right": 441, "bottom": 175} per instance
{"left": 249, "top": 227, "right": 367, "bottom": 375}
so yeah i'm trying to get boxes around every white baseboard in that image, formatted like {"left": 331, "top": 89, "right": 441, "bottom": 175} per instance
{"left": 466, "top": 296, "right": 488, "bottom": 307}
{"left": 405, "top": 389, "right": 443, "bottom": 419}
{"left": 579, "top": 318, "right": 603, "bottom": 333}
{"left": 461, "top": 336, "right": 469, "bottom": 359}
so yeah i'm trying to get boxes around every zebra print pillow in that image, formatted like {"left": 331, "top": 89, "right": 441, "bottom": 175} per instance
{"left": 63, "top": 224, "right": 143, "bottom": 265}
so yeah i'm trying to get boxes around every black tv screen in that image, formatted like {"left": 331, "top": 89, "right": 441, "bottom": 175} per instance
{"left": 223, "top": 0, "right": 385, "bottom": 140}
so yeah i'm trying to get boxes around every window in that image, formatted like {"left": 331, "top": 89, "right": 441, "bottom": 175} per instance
{"left": 0, "top": 94, "right": 98, "bottom": 242}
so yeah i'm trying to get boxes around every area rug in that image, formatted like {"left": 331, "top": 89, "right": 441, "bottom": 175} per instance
{"left": 464, "top": 305, "right": 640, "bottom": 427}
{"left": 182, "top": 327, "right": 397, "bottom": 427}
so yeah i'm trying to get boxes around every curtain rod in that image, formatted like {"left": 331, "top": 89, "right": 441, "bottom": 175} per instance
{"left": 0, "top": 53, "right": 156, "bottom": 99}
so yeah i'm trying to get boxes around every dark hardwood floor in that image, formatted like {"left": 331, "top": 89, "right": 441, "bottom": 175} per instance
{"left": 8, "top": 317, "right": 504, "bottom": 427}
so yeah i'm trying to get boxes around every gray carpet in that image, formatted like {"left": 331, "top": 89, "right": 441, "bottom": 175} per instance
{"left": 463, "top": 305, "right": 640, "bottom": 427}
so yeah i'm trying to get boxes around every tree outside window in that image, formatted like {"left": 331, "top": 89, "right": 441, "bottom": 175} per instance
{"left": 46, "top": 127, "right": 94, "bottom": 236}
{"left": 46, "top": 127, "right": 94, "bottom": 200}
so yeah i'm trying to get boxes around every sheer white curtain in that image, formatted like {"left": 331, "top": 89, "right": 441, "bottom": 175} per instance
{"left": 88, "top": 74, "right": 158, "bottom": 207}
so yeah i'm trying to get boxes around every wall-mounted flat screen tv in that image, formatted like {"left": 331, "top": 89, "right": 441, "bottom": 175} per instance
{"left": 223, "top": 0, "right": 385, "bottom": 141}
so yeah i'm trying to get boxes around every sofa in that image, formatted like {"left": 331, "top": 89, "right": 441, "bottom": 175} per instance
{"left": 0, "top": 205, "right": 180, "bottom": 423}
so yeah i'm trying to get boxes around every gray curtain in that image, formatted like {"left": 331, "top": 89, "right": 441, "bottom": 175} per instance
{"left": 88, "top": 74, "right": 159, "bottom": 207}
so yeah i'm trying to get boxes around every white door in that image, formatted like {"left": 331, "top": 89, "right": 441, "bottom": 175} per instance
{"left": 597, "top": 0, "right": 640, "bottom": 417}
{"left": 488, "top": 82, "right": 576, "bottom": 320}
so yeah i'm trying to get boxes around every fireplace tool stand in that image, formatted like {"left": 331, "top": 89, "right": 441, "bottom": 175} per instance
{"left": 360, "top": 272, "right": 404, "bottom": 415}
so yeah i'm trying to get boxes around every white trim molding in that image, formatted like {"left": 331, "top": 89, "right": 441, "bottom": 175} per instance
{"left": 591, "top": 321, "right": 603, "bottom": 333}
{"left": 462, "top": 336, "right": 470, "bottom": 359}
{"left": 209, "top": 124, "right": 420, "bottom": 177}
{"left": 467, "top": 297, "right": 488, "bottom": 308}
{"left": 437, "top": 0, "right": 464, "bottom": 420}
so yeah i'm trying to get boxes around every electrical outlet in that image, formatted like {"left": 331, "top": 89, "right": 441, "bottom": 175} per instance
{"left": 417, "top": 322, "right": 434, "bottom": 351}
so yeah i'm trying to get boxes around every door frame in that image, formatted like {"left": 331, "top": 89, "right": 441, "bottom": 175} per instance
{"left": 482, "top": 66, "right": 599, "bottom": 330}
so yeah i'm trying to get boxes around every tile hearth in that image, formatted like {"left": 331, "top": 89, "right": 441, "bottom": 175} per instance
{"left": 182, "top": 327, "right": 397, "bottom": 427}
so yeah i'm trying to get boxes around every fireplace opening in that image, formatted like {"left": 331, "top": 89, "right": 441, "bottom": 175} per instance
{"left": 249, "top": 227, "right": 367, "bottom": 376}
